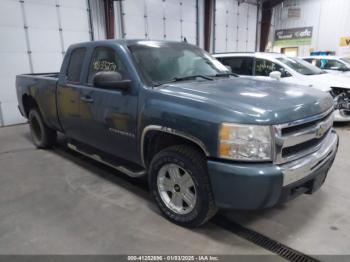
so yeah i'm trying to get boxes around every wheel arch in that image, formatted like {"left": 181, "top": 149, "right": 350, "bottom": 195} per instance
{"left": 141, "top": 125, "right": 210, "bottom": 168}
{"left": 22, "top": 94, "right": 39, "bottom": 117}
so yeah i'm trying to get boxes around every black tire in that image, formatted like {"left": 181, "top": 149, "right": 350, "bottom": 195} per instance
{"left": 149, "top": 145, "right": 217, "bottom": 227}
{"left": 28, "top": 108, "right": 57, "bottom": 148}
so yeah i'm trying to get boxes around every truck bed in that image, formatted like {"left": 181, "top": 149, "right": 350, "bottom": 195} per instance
{"left": 18, "top": 72, "right": 59, "bottom": 79}
{"left": 16, "top": 72, "right": 61, "bottom": 131}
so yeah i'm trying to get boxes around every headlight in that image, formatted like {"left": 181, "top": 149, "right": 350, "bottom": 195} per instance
{"left": 219, "top": 123, "right": 272, "bottom": 161}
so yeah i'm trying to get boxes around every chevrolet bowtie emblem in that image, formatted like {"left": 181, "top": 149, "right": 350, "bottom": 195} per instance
{"left": 316, "top": 122, "right": 327, "bottom": 138}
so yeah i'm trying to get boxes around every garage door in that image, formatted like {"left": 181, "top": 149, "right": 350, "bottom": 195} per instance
{"left": 120, "top": 0, "right": 198, "bottom": 45}
{"left": 214, "top": 0, "right": 258, "bottom": 53}
{"left": 0, "top": 0, "right": 92, "bottom": 126}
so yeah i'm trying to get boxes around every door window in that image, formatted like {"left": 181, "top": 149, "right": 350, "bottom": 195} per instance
{"left": 67, "top": 48, "right": 86, "bottom": 83}
{"left": 87, "top": 47, "right": 129, "bottom": 84}
{"left": 218, "top": 57, "right": 253, "bottom": 76}
{"left": 255, "top": 59, "right": 291, "bottom": 77}
{"left": 320, "top": 59, "right": 346, "bottom": 70}
{"left": 277, "top": 57, "right": 324, "bottom": 75}
{"left": 304, "top": 58, "right": 321, "bottom": 67}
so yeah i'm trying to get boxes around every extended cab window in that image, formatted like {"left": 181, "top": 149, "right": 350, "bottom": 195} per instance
{"left": 67, "top": 48, "right": 86, "bottom": 83}
{"left": 255, "top": 59, "right": 291, "bottom": 77}
{"left": 218, "top": 57, "right": 253, "bottom": 76}
{"left": 87, "top": 47, "right": 129, "bottom": 84}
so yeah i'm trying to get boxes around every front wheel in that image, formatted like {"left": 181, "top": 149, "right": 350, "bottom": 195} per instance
{"left": 149, "top": 145, "right": 217, "bottom": 227}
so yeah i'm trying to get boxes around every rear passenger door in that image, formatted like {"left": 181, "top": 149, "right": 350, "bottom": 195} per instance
{"left": 57, "top": 47, "right": 87, "bottom": 140}
{"left": 217, "top": 57, "right": 254, "bottom": 77}
{"left": 77, "top": 46, "right": 138, "bottom": 162}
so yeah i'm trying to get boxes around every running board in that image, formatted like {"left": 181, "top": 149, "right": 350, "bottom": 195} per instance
{"left": 67, "top": 143, "right": 146, "bottom": 178}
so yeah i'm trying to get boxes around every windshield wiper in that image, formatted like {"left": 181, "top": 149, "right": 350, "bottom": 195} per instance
{"left": 175, "top": 75, "right": 214, "bottom": 81}
{"left": 154, "top": 75, "right": 214, "bottom": 87}
{"left": 213, "top": 72, "right": 238, "bottom": 77}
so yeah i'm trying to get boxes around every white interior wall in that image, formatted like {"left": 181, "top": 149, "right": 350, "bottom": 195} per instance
{"left": 214, "top": 0, "right": 259, "bottom": 53}
{"left": 119, "top": 0, "right": 199, "bottom": 45}
{"left": 270, "top": 0, "right": 350, "bottom": 56}
{"left": 0, "top": 0, "right": 92, "bottom": 126}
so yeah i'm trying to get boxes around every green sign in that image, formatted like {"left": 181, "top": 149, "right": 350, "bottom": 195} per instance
{"left": 274, "top": 38, "right": 312, "bottom": 46}
{"left": 274, "top": 27, "right": 313, "bottom": 46}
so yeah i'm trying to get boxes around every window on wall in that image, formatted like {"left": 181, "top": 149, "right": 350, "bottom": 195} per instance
{"left": 218, "top": 57, "right": 253, "bottom": 76}
{"left": 87, "top": 47, "right": 129, "bottom": 84}
{"left": 67, "top": 48, "right": 86, "bottom": 83}
{"left": 255, "top": 59, "right": 291, "bottom": 77}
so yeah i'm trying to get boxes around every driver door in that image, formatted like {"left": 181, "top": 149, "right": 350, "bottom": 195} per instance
{"left": 77, "top": 46, "right": 138, "bottom": 162}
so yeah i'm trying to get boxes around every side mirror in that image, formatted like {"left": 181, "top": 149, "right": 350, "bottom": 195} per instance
{"left": 225, "top": 65, "right": 232, "bottom": 72}
{"left": 269, "top": 71, "right": 282, "bottom": 80}
{"left": 93, "top": 71, "right": 131, "bottom": 91}
{"left": 330, "top": 66, "right": 341, "bottom": 71}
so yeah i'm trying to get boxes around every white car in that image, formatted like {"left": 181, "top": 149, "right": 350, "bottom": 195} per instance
{"left": 213, "top": 52, "right": 350, "bottom": 122}
{"left": 302, "top": 55, "right": 350, "bottom": 77}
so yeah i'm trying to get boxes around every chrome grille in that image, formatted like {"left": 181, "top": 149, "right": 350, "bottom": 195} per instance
{"left": 273, "top": 107, "right": 334, "bottom": 164}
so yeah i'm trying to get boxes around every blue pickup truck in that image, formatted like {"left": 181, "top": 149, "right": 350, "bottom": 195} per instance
{"left": 16, "top": 40, "right": 339, "bottom": 227}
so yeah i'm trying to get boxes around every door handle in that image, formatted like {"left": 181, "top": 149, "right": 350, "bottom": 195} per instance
{"left": 80, "top": 96, "right": 94, "bottom": 103}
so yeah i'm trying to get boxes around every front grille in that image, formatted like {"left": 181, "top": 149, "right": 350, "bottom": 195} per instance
{"left": 281, "top": 110, "right": 332, "bottom": 136}
{"left": 281, "top": 130, "right": 330, "bottom": 158}
{"left": 274, "top": 108, "right": 334, "bottom": 164}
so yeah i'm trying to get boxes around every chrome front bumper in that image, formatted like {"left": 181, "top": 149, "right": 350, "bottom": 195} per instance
{"left": 279, "top": 130, "right": 338, "bottom": 186}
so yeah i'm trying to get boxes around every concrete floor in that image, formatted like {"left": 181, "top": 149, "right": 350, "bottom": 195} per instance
{"left": 0, "top": 124, "right": 350, "bottom": 256}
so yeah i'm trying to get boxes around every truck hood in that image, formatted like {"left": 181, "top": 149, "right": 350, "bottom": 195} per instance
{"left": 156, "top": 78, "right": 333, "bottom": 125}
{"left": 305, "top": 73, "right": 350, "bottom": 90}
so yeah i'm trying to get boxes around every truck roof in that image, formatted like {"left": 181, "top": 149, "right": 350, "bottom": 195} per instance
{"left": 68, "top": 39, "right": 193, "bottom": 49}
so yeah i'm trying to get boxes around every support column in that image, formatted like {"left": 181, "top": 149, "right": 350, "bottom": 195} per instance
{"left": 259, "top": 0, "right": 283, "bottom": 51}
{"left": 104, "top": 0, "right": 115, "bottom": 39}
{"left": 204, "top": 0, "right": 214, "bottom": 52}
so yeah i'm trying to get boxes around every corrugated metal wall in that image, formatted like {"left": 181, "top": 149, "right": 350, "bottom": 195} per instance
{"left": 117, "top": 0, "right": 199, "bottom": 45}
{"left": 90, "top": 0, "right": 106, "bottom": 40}
{"left": 214, "top": 0, "right": 260, "bottom": 53}
{"left": 0, "top": 0, "right": 93, "bottom": 126}
{"left": 269, "top": 0, "right": 350, "bottom": 56}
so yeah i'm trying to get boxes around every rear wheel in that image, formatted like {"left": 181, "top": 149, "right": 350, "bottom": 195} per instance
{"left": 28, "top": 108, "right": 57, "bottom": 148}
{"left": 149, "top": 145, "right": 217, "bottom": 227}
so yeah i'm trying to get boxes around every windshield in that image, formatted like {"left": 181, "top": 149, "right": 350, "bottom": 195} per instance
{"left": 340, "top": 57, "right": 350, "bottom": 65}
{"left": 276, "top": 57, "right": 325, "bottom": 75}
{"left": 128, "top": 41, "right": 229, "bottom": 86}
